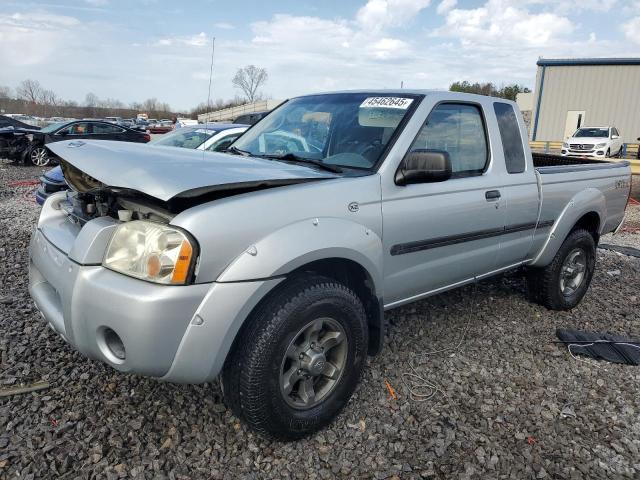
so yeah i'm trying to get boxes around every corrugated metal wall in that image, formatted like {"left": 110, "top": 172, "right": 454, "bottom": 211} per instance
{"left": 531, "top": 64, "right": 640, "bottom": 143}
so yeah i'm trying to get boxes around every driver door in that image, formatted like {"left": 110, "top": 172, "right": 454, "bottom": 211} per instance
{"left": 382, "top": 102, "right": 505, "bottom": 306}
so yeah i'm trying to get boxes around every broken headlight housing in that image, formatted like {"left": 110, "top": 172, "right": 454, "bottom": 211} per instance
{"left": 103, "top": 221, "right": 197, "bottom": 285}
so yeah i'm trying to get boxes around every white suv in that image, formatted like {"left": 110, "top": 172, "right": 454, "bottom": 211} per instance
{"left": 562, "top": 126, "right": 623, "bottom": 158}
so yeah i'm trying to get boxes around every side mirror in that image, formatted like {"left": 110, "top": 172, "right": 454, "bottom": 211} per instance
{"left": 396, "top": 149, "right": 452, "bottom": 185}
{"left": 611, "top": 134, "right": 619, "bottom": 139}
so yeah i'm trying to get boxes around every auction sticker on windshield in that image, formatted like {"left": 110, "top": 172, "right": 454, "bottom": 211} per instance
{"left": 360, "top": 97, "right": 413, "bottom": 109}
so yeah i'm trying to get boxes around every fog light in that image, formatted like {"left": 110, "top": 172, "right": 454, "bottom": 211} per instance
{"left": 596, "top": 151, "right": 604, "bottom": 155}
{"left": 103, "top": 328, "right": 126, "bottom": 360}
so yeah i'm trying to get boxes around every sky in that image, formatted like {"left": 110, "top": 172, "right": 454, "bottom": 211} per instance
{"left": 1, "top": 0, "right": 639, "bottom": 111}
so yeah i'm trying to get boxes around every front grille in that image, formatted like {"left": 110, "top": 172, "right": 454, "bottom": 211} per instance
{"left": 569, "top": 144, "right": 594, "bottom": 151}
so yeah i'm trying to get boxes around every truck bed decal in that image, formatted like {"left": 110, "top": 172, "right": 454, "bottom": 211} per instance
{"left": 390, "top": 220, "right": 554, "bottom": 256}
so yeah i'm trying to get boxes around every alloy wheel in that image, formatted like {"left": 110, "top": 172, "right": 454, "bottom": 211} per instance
{"left": 560, "top": 248, "right": 587, "bottom": 296}
{"left": 30, "top": 147, "right": 50, "bottom": 166}
{"left": 279, "top": 317, "right": 348, "bottom": 409}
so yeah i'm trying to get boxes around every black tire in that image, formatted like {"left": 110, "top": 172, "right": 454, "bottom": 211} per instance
{"left": 606, "top": 148, "right": 610, "bottom": 158}
{"left": 222, "top": 274, "right": 368, "bottom": 440}
{"left": 526, "top": 228, "right": 596, "bottom": 310}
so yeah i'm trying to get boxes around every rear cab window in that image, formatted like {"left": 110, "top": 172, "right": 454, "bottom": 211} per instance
{"left": 493, "top": 102, "right": 525, "bottom": 174}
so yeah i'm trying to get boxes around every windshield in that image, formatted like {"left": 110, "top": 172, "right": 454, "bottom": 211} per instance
{"left": 231, "top": 93, "right": 419, "bottom": 169}
{"left": 573, "top": 128, "right": 609, "bottom": 138}
{"left": 41, "top": 122, "right": 66, "bottom": 133}
{"left": 151, "top": 127, "right": 217, "bottom": 148}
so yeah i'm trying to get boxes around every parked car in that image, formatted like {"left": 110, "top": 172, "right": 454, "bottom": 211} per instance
{"left": 562, "top": 126, "right": 623, "bottom": 158}
{"left": 0, "top": 127, "right": 37, "bottom": 163}
{"left": 34, "top": 124, "right": 247, "bottom": 205}
{"left": 30, "top": 91, "right": 631, "bottom": 440}
{"left": 34, "top": 166, "right": 66, "bottom": 205}
{"left": 104, "top": 116, "right": 123, "bottom": 124}
{"left": 175, "top": 118, "right": 199, "bottom": 127}
{"left": 28, "top": 119, "right": 151, "bottom": 166}
{"left": 148, "top": 120, "right": 174, "bottom": 134}
{"left": 0, "top": 115, "right": 41, "bottom": 162}
{"left": 0, "top": 114, "right": 41, "bottom": 130}
{"left": 233, "top": 110, "right": 270, "bottom": 125}
{"left": 151, "top": 123, "right": 248, "bottom": 151}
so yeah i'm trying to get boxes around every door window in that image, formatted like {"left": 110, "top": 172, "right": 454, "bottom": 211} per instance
{"left": 493, "top": 102, "right": 525, "bottom": 174}
{"left": 93, "top": 123, "right": 125, "bottom": 134}
{"left": 58, "top": 123, "right": 92, "bottom": 135}
{"left": 410, "top": 103, "right": 488, "bottom": 177}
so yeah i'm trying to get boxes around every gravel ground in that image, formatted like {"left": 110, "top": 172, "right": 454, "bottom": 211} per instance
{"left": 2, "top": 160, "right": 640, "bottom": 479}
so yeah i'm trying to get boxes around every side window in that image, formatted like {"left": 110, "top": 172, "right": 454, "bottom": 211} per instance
{"left": 59, "top": 122, "right": 91, "bottom": 135}
{"left": 493, "top": 102, "right": 525, "bottom": 174}
{"left": 207, "top": 134, "right": 240, "bottom": 152}
{"left": 93, "top": 123, "right": 124, "bottom": 134}
{"left": 410, "top": 103, "right": 488, "bottom": 176}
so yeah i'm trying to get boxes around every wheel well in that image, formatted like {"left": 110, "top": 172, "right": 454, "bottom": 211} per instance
{"left": 290, "top": 258, "right": 383, "bottom": 356}
{"left": 573, "top": 212, "right": 600, "bottom": 243}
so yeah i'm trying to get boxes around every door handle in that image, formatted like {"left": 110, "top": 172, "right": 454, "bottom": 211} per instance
{"left": 485, "top": 190, "right": 501, "bottom": 200}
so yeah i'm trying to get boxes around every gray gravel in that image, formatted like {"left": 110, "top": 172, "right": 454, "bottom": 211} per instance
{"left": 2, "top": 159, "right": 640, "bottom": 479}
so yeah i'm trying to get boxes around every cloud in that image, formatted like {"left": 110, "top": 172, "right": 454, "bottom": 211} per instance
{"left": 436, "top": 0, "right": 456, "bottom": 14}
{"left": 622, "top": 16, "right": 640, "bottom": 44}
{"left": 435, "top": 1, "right": 574, "bottom": 49}
{"left": 154, "top": 32, "right": 209, "bottom": 47}
{"left": 356, "top": 0, "right": 431, "bottom": 32}
{"left": 0, "top": 12, "right": 81, "bottom": 66}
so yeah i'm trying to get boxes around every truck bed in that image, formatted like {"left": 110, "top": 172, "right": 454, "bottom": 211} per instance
{"left": 532, "top": 152, "right": 629, "bottom": 173}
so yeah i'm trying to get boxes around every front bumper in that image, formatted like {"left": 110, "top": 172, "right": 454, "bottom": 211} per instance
{"left": 30, "top": 228, "right": 211, "bottom": 377}
{"left": 29, "top": 227, "right": 280, "bottom": 383}
{"left": 561, "top": 148, "right": 607, "bottom": 158}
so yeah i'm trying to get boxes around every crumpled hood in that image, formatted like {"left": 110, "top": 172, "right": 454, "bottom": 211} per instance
{"left": 47, "top": 140, "right": 338, "bottom": 201}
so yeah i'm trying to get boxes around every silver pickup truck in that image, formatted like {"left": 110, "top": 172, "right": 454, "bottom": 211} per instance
{"left": 30, "top": 91, "right": 631, "bottom": 440}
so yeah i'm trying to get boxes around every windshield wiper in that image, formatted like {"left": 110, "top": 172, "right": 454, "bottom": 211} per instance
{"left": 262, "top": 153, "right": 343, "bottom": 173}
{"left": 225, "top": 146, "right": 251, "bottom": 156}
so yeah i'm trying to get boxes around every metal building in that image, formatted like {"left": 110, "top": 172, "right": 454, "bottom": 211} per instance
{"left": 531, "top": 58, "right": 640, "bottom": 143}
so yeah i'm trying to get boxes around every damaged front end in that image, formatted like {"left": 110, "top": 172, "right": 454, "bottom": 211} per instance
{"left": 59, "top": 160, "right": 174, "bottom": 225}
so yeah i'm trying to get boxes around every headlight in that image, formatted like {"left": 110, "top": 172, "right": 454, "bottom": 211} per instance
{"left": 595, "top": 143, "right": 607, "bottom": 148}
{"left": 103, "top": 221, "right": 197, "bottom": 285}
{"left": 563, "top": 142, "right": 568, "bottom": 148}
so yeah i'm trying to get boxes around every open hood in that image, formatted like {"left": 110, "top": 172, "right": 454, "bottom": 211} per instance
{"left": 47, "top": 140, "right": 338, "bottom": 202}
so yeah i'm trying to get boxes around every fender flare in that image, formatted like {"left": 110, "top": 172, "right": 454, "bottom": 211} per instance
{"left": 216, "top": 217, "right": 384, "bottom": 293}
{"left": 530, "top": 187, "right": 605, "bottom": 267}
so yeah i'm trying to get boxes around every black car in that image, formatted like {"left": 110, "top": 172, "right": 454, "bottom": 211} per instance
{"left": 0, "top": 115, "right": 40, "bottom": 163}
{"left": 0, "top": 115, "right": 41, "bottom": 130}
{"left": 233, "top": 110, "right": 270, "bottom": 125}
{"left": 28, "top": 120, "right": 151, "bottom": 166}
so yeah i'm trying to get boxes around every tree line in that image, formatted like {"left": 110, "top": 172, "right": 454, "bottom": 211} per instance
{"left": 449, "top": 81, "right": 531, "bottom": 101}
{"left": 0, "top": 65, "right": 271, "bottom": 121}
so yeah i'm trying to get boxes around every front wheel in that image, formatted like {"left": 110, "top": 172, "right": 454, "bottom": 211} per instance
{"left": 222, "top": 274, "right": 368, "bottom": 440}
{"left": 30, "top": 147, "right": 50, "bottom": 166}
{"left": 527, "top": 228, "right": 596, "bottom": 310}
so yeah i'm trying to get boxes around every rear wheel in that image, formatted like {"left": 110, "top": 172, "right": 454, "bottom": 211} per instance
{"left": 30, "top": 147, "right": 50, "bottom": 166}
{"left": 527, "top": 228, "right": 596, "bottom": 310}
{"left": 222, "top": 274, "right": 368, "bottom": 440}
